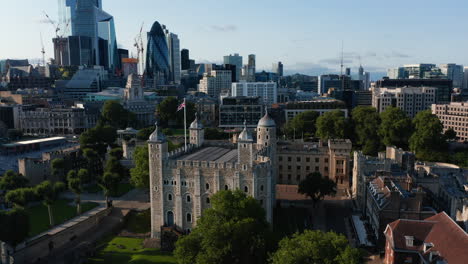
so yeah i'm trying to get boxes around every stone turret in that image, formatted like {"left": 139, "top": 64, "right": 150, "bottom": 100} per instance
{"left": 189, "top": 113, "right": 204, "bottom": 147}
{"left": 257, "top": 107, "right": 276, "bottom": 158}
{"left": 238, "top": 120, "right": 254, "bottom": 167}
{"left": 148, "top": 121, "right": 167, "bottom": 239}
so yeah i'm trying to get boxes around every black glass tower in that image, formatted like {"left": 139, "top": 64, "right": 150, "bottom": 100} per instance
{"left": 146, "top": 21, "right": 170, "bottom": 85}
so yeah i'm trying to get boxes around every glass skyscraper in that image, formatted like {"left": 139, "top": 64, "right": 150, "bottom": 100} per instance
{"left": 146, "top": 21, "right": 170, "bottom": 85}
{"left": 58, "top": 0, "right": 118, "bottom": 70}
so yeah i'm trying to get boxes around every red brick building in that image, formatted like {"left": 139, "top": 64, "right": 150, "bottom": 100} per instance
{"left": 384, "top": 212, "right": 468, "bottom": 264}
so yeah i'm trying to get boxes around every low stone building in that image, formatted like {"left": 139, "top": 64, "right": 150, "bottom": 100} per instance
{"left": 277, "top": 139, "right": 352, "bottom": 192}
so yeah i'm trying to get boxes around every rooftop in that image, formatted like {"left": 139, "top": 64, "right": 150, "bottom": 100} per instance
{"left": 2, "top": 137, "right": 66, "bottom": 147}
{"left": 178, "top": 147, "right": 237, "bottom": 163}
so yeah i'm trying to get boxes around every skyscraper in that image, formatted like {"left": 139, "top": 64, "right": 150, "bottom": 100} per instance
{"left": 59, "top": 0, "right": 118, "bottom": 70}
{"left": 272, "top": 62, "right": 283, "bottom": 77}
{"left": 163, "top": 25, "right": 181, "bottom": 84}
{"left": 439, "top": 64, "right": 464, "bottom": 88}
{"left": 181, "top": 49, "right": 190, "bottom": 70}
{"left": 223, "top": 53, "right": 242, "bottom": 82}
{"left": 146, "top": 21, "right": 170, "bottom": 85}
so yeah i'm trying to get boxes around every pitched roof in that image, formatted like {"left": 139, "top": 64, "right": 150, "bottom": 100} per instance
{"left": 385, "top": 212, "right": 468, "bottom": 264}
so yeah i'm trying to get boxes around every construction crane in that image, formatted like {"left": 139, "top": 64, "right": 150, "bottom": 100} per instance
{"left": 42, "top": 11, "right": 70, "bottom": 66}
{"left": 134, "top": 22, "right": 145, "bottom": 76}
{"left": 43, "top": 11, "right": 60, "bottom": 38}
{"left": 40, "top": 33, "right": 46, "bottom": 66}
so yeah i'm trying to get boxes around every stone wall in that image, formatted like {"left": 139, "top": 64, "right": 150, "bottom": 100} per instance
{"left": 4, "top": 206, "right": 111, "bottom": 264}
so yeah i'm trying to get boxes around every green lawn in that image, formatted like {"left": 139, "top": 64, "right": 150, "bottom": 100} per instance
{"left": 273, "top": 207, "right": 310, "bottom": 238}
{"left": 87, "top": 237, "right": 176, "bottom": 264}
{"left": 126, "top": 210, "right": 151, "bottom": 234}
{"left": 26, "top": 199, "right": 100, "bottom": 237}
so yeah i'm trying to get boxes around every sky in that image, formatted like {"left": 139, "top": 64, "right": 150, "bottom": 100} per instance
{"left": 2, "top": 0, "right": 468, "bottom": 77}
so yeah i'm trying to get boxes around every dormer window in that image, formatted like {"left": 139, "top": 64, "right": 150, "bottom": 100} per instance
{"left": 405, "top": 236, "right": 414, "bottom": 247}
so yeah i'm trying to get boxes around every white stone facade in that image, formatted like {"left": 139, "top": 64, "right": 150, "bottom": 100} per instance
{"left": 432, "top": 102, "right": 468, "bottom": 142}
{"left": 231, "top": 81, "right": 278, "bottom": 105}
{"left": 148, "top": 113, "right": 276, "bottom": 238}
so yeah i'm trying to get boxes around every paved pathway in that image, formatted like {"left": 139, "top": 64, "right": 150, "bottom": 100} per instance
{"left": 45, "top": 188, "right": 150, "bottom": 264}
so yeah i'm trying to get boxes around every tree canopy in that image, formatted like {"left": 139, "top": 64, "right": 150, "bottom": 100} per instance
{"left": 351, "top": 106, "right": 382, "bottom": 156}
{"left": 5, "top": 187, "right": 36, "bottom": 207}
{"left": 0, "top": 170, "right": 28, "bottom": 191}
{"left": 157, "top": 97, "right": 196, "bottom": 127}
{"left": 0, "top": 208, "right": 30, "bottom": 247}
{"left": 100, "top": 100, "right": 137, "bottom": 129}
{"left": 130, "top": 145, "right": 150, "bottom": 188}
{"left": 270, "top": 230, "right": 362, "bottom": 264}
{"left": 315, "top": 110, "right": 346, "bottom": 140}
{"left": 174, "top": 190, "right": 271, "bottom": 264}
{"left": 379, "top": 107, "right": 413, "bottom": 149}
{"left": 409, "top": 110, "right": 447, "bottom": 161}
{"left": 284, "top": 110, "right": 320, "bottom": 139}
{"left": 298, "top": 172, "right": 336, "bottom": 206}
{"left": 80, "top": 125, "right": 117, "bottom": 157}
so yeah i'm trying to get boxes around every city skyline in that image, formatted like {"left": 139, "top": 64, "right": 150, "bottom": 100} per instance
{"left": 2, "top": 0, "right": 468, "bottom": 76}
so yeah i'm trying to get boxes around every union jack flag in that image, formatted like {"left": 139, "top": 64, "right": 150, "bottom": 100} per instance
{"left": 177, "top": 101, "right": 186, "bottom": 112}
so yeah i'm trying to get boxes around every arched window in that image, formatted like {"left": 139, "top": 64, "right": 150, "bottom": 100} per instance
{"left": 224, "top": 185, "right": 229, "bottom": 190}
{"left": 244, "top": 186, "right": 249, "bottom": 193}
{"left": 186, "top": 195, "right": 191, "bottom": 202}
{"left": 206, "top": 197, "right": 210, "bottom": 204}
{"left": 260, "top": 185, "right": 264, "bottom": 191}
{"left": 166, "top": 211, "right": 174, "bottom": 226}
{"left": 205, "top": 183, "right": 210, "bottom": 190}
{"left": 168, "top": 194, "right": 173, "bottom": 201}
{"left": 186, "top": 213, "right": 192, "bottom": 223}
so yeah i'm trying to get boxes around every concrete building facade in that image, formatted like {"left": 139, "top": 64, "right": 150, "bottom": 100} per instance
{"left": 231, "top": 81, "right": 278, "bottom": 105}
{"left": 432, "top": 102, "right": 468, "bottom": 142}
{"left": 372, "top": 87, "right": 437, "bottom": 118}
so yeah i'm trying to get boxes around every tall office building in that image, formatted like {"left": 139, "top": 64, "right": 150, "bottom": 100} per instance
{"left": 403, "top": 64, "right": 436, "bottom": 78}
{"left": 387, "top": 67, "right": 406, "bottom": 79}
{"left": 58, "top": 0, "right": 118, "bottom": 70}
{"left": 223, "top": 53, "right": 242, "bottom": 82}
{"left": 463, "top": 67, "right": 468, "bottom": 92}
{"left": 162, "top": 25, "right": 181, "bottom": 84}
{"left": 272, "top": 62, "right": 283, "bottom": 77}
{"left": 146, "top": 21, "right": 170, "bottom": 85}
{"left": 318, "top": 74, "right": 341, "bottom": 94}
{"left": 231, "top": 81, "right": 278, "bottom": 105}
{"left": 181, "top": 49, "right": 190, "bottom": 70}
{"left": 358, "top": 65, "right": 371, "bottom": 90}
{"left": 372, "top": 87, "right": 437, "bottom": 118}
{"left": 198, "top": 70, "right": 232, "bottom": 99}
{"left": 439, "top": 63, "right": 464, "bottom": 88}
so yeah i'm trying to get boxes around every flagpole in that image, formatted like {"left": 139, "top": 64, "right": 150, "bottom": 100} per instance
{"left": 184, "top": 98, "right": 187, "bottom": 151}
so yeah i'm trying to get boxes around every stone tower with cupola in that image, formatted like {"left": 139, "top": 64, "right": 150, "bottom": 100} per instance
{"left": 257, "top": 108, "right": 277, "bottom": 159}
{"left": 189, "top": 113, "right": 204, "bottom": 147}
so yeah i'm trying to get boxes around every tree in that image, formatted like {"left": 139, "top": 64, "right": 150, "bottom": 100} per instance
{"left": 67, "top": 171, "right": 83, "bottom": 214}
{"left": 80, "top": 125, "right": 117, "bottom": 157}
{"left": 77, "top": 168, "right": 91, "bottom": 184}
{"left": 444, "top": 128, "right": 457, "bottom": 141}
{"left": 100, "top": 100, "right": 137, "bottom": 129}
{"left": 157, "top": 97, "right": 196, "bottom": 127}
{"left": 136, "top": 126, "right": 155, "bottom": 140}
{"left": 109, "top": 147, "right": 123, "bottom": 160}
{"left": 284, "top": 111, "right": 320, "bottom": 139}
{"left": 5, "top": 188, "right": 36, "bottom": 208}
{"left": 99, "top": 172, "right": 121, "bottom": 205}
{"left": 51, "top": 158, "right": 66, "bottom": 181}
{"left": 204, "top": 128, "right": 228, "bottom": 140}
{"left": 351, "top": 106, "right": 382, "bottom": 156}
{"left": 379, "top": 107, "right": 413, "bottom": 149}
{"left": 35, "top": 181, "right": 65, "bottom": 227}
{"left": 409, "top": 110, "right": 446, "bottom": 161}
{"left": 298, "top": 172, "right": 336, "bottom": 207}
{"left": 130, "top": 145, "right": 150, "bottom": 188}
{"left": 0, "top": 208, "right": 30, "bottom": 248}
{"left": 174, "top": 190, "right": 271, "bottom": 264}
{"left": 270, "top": 230, "right": 362, "bottom": 264}
{"left": 0, "top": 170, "right": 28, "bottom": 191}
{"left": 105, "top": 157, "right": 128, "bottom": 180}
{"left": 316, "top": 110, "right": 346, "bottom": 140}
{"left": 83, "top": 148, "right": 101, "bottom": 175}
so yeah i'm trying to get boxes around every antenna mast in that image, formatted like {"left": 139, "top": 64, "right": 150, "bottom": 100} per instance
{"left": 340, "top": 40, "right": 344, "bottom": 76}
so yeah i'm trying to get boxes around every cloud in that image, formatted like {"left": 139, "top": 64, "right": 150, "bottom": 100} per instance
{"left": 211, "top": 24, "right": 237, "bottom": 32}
{"left": 385, "top": 51, "right": 410, "bottom": 58}
{"left": 318, "top": 58, "right": 354, "bottom": 65}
